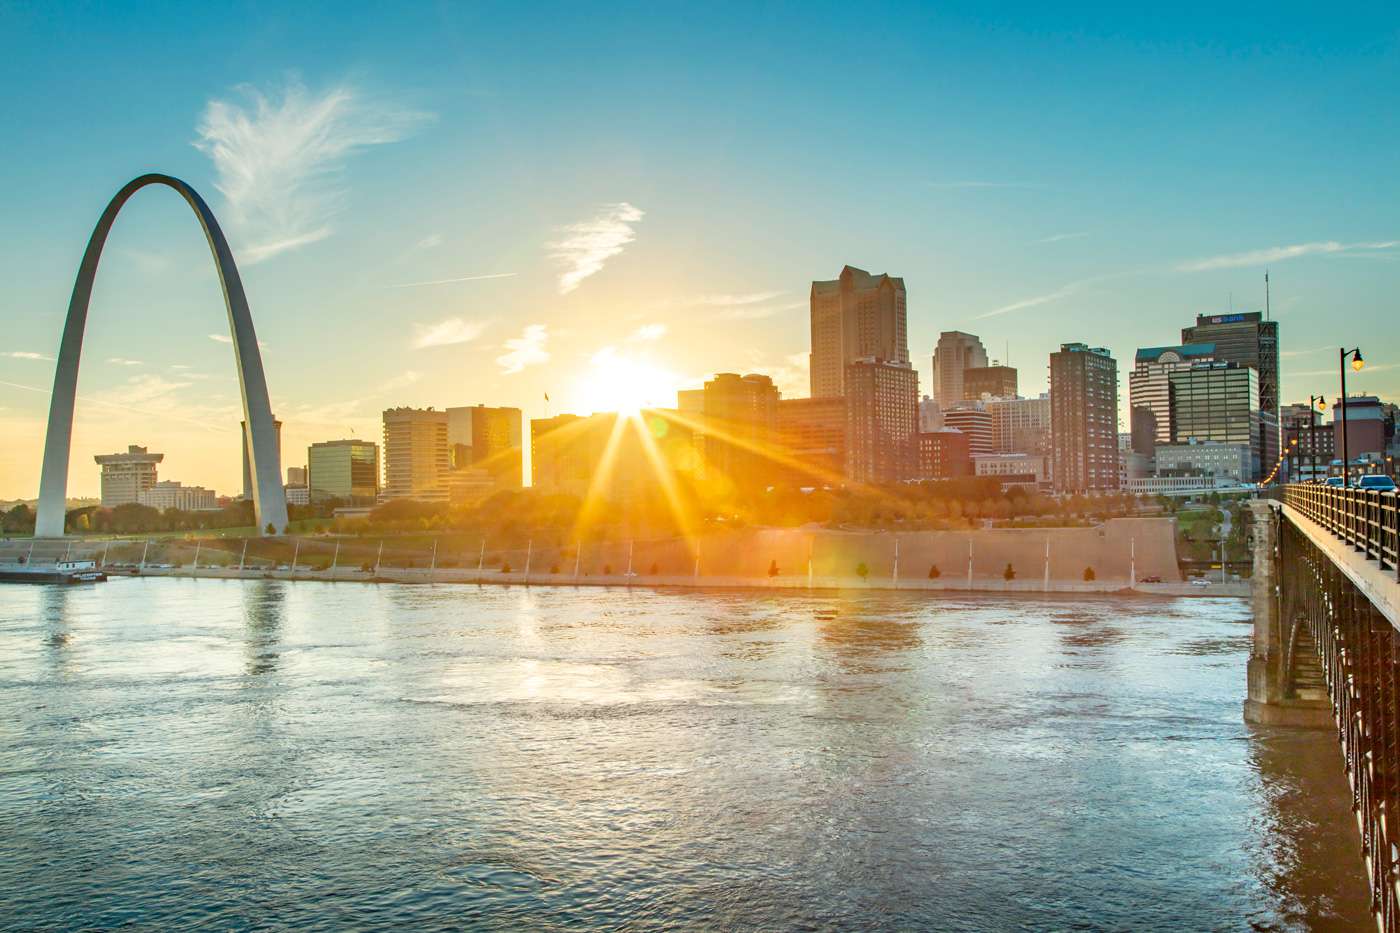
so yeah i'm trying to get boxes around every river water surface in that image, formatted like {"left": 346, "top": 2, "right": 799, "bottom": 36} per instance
{"left": 0, "top": 580, "right": 1372, "bottom": 929}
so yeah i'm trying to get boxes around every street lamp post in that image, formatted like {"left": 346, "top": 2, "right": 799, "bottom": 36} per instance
{"left": 1308, "top": 394, "right": 1327, "bottom": 482}
{"left": 1340, "top": 348, "right": 1365, "bottom": 486}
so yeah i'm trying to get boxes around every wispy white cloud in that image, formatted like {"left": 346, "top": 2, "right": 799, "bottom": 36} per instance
{"left": 628, "top": 323, "right": 667, "bottom": 342}
{"left": 194, "top": 78, "right": 433, "bottom": 264}
{"left": 976, "top": 284, "right": 1079, "bottom": 320}
{"left": 1037, "top": 232, "right": 1088, "bottom": 244}
{"left": 414, "top": 233, "right": 443, "bottom": 250}
{"left": 392, "top": 272, "right": 517, "bottom": 288}
{"left": 412, "top": 317, "right": 489, "bottom": 349}
{"left": 208, "top": 333, "right": 268, "bottom": 349}
{"left": 497, "top": 324, "right": 549, "bottom": 374}
{"left": 1287, "top": 363, "right": 1399, "bottom": 378}
{"left": 106, "top": 357, "right": 143, "bottom": 366}
{"left": 1280, "top": 345, "right": 1331, "bottom": 359}
{"left": 717, "top": 300, "right": 806, "bottom": 321}
{"left": 551, "top": 203, "right": 643, "bottom": 293}
{"left": 1178, "top": 240, "right": 1399, "bottom": 272}
{"left": 689, "top": 291, "right": 785, "bottom": 307}
{"left": 1, "top": 351, "right": 52, "bottom": 361}
{"left": 376, "top": 370, "right": 421, "bottom": 392}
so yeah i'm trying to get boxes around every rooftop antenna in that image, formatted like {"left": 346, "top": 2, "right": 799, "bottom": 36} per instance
{"left": 1265, "top": 270, "right": 1271, "bottom": 320}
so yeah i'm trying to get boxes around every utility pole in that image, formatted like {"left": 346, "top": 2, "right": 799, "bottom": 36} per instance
{"left": 331, "top": 541, "right": 340, "bottom": 575}
{"left": 892, "top": 535, "right": 899, "bottom": 584}
{"left": 429, "top": 539, "right": 436, "bottom": 577}
{"left": 524, "top": 539, "right": 532, "bottom": 584}
{"left": 626, "top": 540, "right": 634, "bottom": 583}
{"left": 966, "top": 538, "right": 973, "bottom": 590}
{"left": 374, "top": 540, "right": 383, "bottom": 576}
{"left": 574, "top": 542, "right": 581, "bottom": 581}
{"left": 478, "top": 539, "right": 486, "bottom": 573}
{"left": 139, "top": 539, "right": 149, "bottom": 573}
{"left": 239, "top": 539, "right": 247, "bottom": 571}
{"left": 291, "top": 539, "right": 300, "bottom": 574}
{"left": 193, "top": 542, "right": 201, "bottom": 571}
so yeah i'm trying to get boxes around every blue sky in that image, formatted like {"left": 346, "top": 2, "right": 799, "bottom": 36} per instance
{"left": 1, "top": 2, "right": 1397, "bottom": 497}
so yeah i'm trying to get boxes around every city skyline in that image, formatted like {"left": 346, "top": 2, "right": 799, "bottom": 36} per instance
{"left": 2, "top": 4, "right": 1398, "bottom": 499}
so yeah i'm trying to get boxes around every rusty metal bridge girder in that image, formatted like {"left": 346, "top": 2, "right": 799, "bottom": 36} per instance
{"left": 1280, "top": 513, "right": 1400, "bottom": 929}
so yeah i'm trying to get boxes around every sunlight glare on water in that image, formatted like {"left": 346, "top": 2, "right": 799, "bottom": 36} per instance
{"left": 0, "top": 579, "right": 1372, "bottom": 929}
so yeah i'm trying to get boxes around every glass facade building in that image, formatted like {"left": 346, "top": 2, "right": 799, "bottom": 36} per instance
{"left": 1167, "top": 363, "right": 1261, "bottom": 479}
{"left": 307, "top": 439, "right": 380, "bottom": 503}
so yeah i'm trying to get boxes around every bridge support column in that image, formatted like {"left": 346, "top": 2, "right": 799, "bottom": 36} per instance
{"left": 1244, "top": 501, "right": 1331, "bottom": 726}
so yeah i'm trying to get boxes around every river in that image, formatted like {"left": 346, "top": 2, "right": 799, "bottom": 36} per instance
{"left": 0, "top": 580, "right": 1372, "bottom": 929}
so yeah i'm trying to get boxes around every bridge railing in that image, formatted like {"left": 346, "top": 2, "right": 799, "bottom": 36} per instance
{"left": 1283, "top": 483, "right": 1400, "bottom": 580}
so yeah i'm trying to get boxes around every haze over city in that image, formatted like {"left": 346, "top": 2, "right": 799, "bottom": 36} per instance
{"left": 1, "top": 3, "right": 1396, "bottom": 499}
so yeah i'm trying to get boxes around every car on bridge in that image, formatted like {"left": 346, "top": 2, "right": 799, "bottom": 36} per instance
{"left": 1324, "top": 476, "right": 1346, "bottom": 487}
{"left": 1354, "top": 475, "right": 1398, "bottom": 492}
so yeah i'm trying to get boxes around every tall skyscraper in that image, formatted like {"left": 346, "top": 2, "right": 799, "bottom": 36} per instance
{"left": 1050, "top": 343, "right": 1119, "bottom": 492}
{"left": 94, "top": 445, "right": 163, "bottom": 507}
{"left": 962, "top": 364, "right": 1018, "bottom": 401}
{"left": 446, "top": 405, "right": 524, "bottom": 489}
{"left": 381, "top": 407, "right": 450, "bottom": 502}
{"left": 809, "top": 265, "right": 908, "bottom": 398}
{"left": 1128, "top": 344, "right": 1217, "bottom": 445}
{"left": 307, "top": 439, "right": 380, "bottom": 502}
{"left": 932, "top": 332, "right": 988, "bottom": 408}
{"left": 1167, "top": 362, "right": 1261, "bottom": 478}
{"left": 845, "top": 358, "right": 918, "bottom": 484}
{"left": 1181, "top": 311, "right": 1280, "bottom": 467}
{"left": 702, "top": 373, "right": 780, "bottom": 490}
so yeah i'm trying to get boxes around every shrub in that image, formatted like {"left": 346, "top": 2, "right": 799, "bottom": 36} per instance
{"left": 265, "top": 523, "right": 276, "bottom": 536}
{"left": 856, "top": 561, "right": 869, "bottom": 580}
{"left": 928, "top": 564, "right": 941, "bottom": 579}
{"left": 550, "top": 563, "right": 560, "bottom": 574}
{"left": 1003, "top": 562, "right": 1015, "bottom": 581}
{"left": 650, "top": 562, "right": 660, "bottom": 576}
{"left": 1083, "top": 566, "right": 1096, "bottom": 581}
{"left": 603, "top": 563, "right": 613, "bottom": 575}
{"left": 768, "top": 559, "right": 780, "bottom": 577}
{"left": 501, "top": 562, "right": 512, "bottom": 573}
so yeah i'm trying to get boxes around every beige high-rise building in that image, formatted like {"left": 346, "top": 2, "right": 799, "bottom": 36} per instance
{"left": 932, "top": 332, "right": 988, "bottom": 408}
{"left": 94, "top": 445, "right": 163, "bottom": 507}
{"left": 381, "top": 407, "right": 450, "bottom": 502}
{"left": 809, "top": 265, "right": 908, "bottom": 398}
{"left": 138, "top": 480, "right": 217, "bottom": 512}
{"left": 1050, "top": 343, "right": 1119, "bottom": 492}
{"left": 702, "top": 373, "right": 780, "bottom": 490}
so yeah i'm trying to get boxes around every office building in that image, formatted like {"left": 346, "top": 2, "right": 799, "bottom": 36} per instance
{"left": 530, "top": 411, "right": 694, "bottom": 504}
{"left": 286, "top": 466, "right": 307, "bottom": 486}
{"left": 973, "top": 453, "right": 1048, "bottom": 490}
{"left": 137, "top": 480, "right": 218, "bottom": 512}
{"left": 307, "top": 439, "right": 380, "bottom": 503}
{"left": 1181, "top": 311, "right": 1280, "bottom": 465}
{"left": 776, "top": 396, "right": 846, "bottom": 485}
{"left": 94, "top": 445, "right": 163, "bottom": 507}
{"left": 1128, "top": 344, "right": 1216, "bottom": 445}
{"left": 283, "top": 484, "right": 310, "bottom": 507}
{"left": 942, "top": 405, "right": 994, "bottom": 456}
{"left": 845, "top": 358, "right": 918, "bottom": 484}
{"left": 1333, "top": 396, "right": 1388, "bottom": 462}
{"left": 382, "top": 407, "right": 450, "bottom": 502}
{"left": 918, "top": 395, "right": 943, "bottom": 432}
{"left": 963, "top": 365, "right": 1018, "bottom": 401}
{"left": 1167, "top": 362, "right": 1261, "bottom": 478}
{"left": 241, "top": 417, "right": 282, "bottom": 501}
{"left": 1281, "top": 402, "right": 1333, "bottom": 482}
{"left": 1154, "top": 441, "right": 1253, "bottom": 483}
{"left": 676, "top": 389, "right": 706, "bottom": 414}
{"left": 916, "top": 429, "right": 972, "bottom": 480}
{"left": 447, "top": 405, "right": 523, "bottom": 489}
{"left": 809, "top": 265, "right": 908, "bottom": 398}
{"left": 702, "top": 373, "right": 780, "bottom": 491}
{"left": 932, "top": 331, "right": 988, "bottom": 408}
{"left": 985, "top": 394, "right": 1051, "bottom": 455}
{"left": 1050, "top": 343, "right": 1119, "bottom": 492}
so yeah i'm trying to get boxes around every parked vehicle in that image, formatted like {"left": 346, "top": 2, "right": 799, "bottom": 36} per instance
{"left": 1354, "top": 475, "right": 1398, "bottom": 492}
{"left": 1324, "top": 476, "right": 1345, "bottom": 487}
{"left": 1190, "top": 578, "right": 1211, "bottom": 587}
{"left": 1141, "top": 575, "right": 1163, "bottom": 583}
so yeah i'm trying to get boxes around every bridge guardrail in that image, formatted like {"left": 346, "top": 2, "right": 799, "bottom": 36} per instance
{"left": 1283, "top": 483, "right": 1400, "bottom": 580}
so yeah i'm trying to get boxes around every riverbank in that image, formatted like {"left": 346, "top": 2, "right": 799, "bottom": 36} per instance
{"left": 121, "top": 564, "right": 1249, "bottom": 598}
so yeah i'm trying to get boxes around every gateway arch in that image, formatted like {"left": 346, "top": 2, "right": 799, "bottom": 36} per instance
{"left": 34, "top": 173, "right": 287, "bottom": 538}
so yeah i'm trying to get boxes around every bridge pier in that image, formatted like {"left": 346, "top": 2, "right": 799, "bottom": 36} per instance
{"left": 1244, "top": 501, "right": 1332, "bottom": 727}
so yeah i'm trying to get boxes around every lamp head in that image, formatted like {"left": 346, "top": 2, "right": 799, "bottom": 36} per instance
{"left": 1352, "top": 349, "right": 1365, "bottom": 372}
{"left": 1316, "top": 397, "right": 1328, "bottom": 412}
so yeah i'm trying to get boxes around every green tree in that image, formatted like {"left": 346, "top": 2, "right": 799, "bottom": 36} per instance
{"left": 265, "top": 523, "right": 276, "bottom": 536}
{"left": 1003, "top": 562, "right": 1016, "bottom": 581}
{"left": 856, "top": 561, "right": 869, "bottom": 581}
{"left": 1083, "top": 566, "right": 1096, "bottom": 581}
{"left": 768, "top": 559, "right": 779, "bottom": 577}
{"left": 928, "top": 564, "right": 941, "bottom": 579}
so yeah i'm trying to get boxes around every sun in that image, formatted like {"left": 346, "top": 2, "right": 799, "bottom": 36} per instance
{"left": 574, "top": 348, "right": 678, "bottom": 416}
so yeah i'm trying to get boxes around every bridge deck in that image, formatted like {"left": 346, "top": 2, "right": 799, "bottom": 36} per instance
{"left": 1279, "top": 500, "right": 1400, "bottom": 630}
